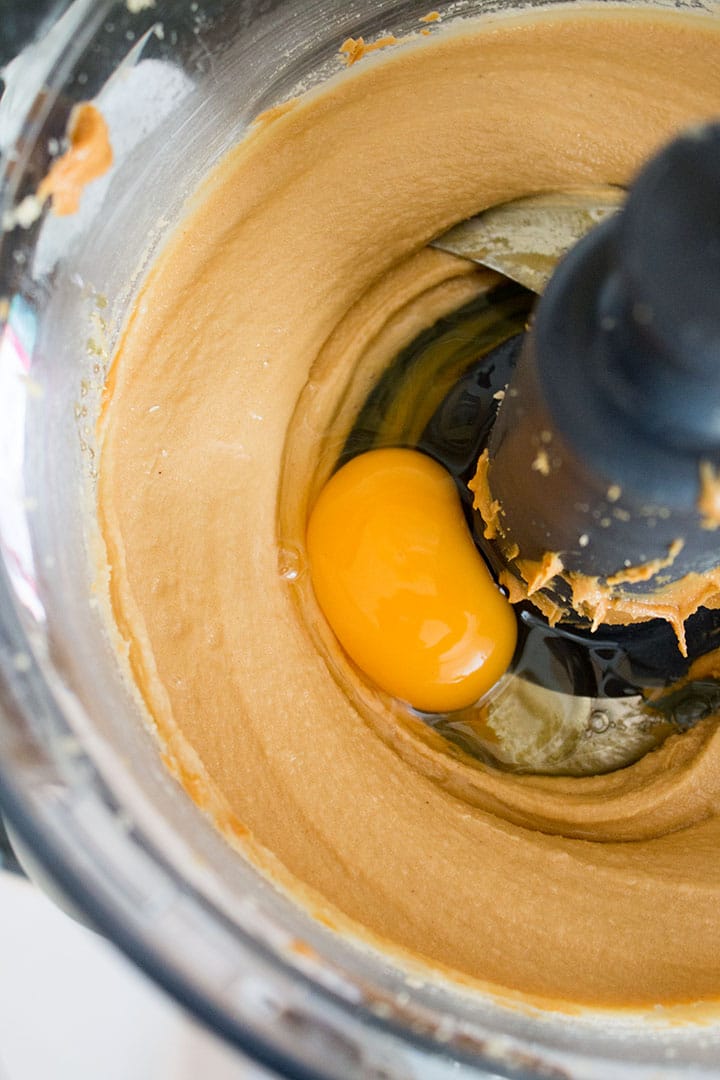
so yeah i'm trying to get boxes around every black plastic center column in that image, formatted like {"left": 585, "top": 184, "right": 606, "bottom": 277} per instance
{"left": 487, "top": 124, "right": 720, "bottom": 583}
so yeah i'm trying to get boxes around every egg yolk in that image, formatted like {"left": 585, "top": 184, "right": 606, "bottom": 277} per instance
{"left": 306, "top": 447, "right": 517, "bottom": 713}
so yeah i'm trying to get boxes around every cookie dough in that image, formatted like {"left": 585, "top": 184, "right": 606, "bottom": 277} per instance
{"left": 99, "top": 6, "right": 720, "bottom": 1008}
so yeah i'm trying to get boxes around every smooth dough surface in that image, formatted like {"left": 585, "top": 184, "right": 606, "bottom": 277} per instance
{"left": 99, "top": 7, "right": 720, "bottom": 1008}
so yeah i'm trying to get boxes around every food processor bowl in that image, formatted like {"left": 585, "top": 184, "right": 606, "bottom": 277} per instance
{"left": 1, "top": 1, "right": 720, "bottom": 1077}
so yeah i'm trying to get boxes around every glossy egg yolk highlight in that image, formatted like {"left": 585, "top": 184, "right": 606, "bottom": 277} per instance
{"left": 306, "top": 448, "right": 517, "bottom": 713}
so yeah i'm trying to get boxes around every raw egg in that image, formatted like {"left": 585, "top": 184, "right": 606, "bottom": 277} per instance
{"left": 306, "top": 447, "right": 517, "bottom": 712}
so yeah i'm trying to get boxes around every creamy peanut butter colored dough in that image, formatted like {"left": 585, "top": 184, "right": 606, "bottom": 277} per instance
{"left": 99, "top": 7, "right": 720, "bottom": 1009}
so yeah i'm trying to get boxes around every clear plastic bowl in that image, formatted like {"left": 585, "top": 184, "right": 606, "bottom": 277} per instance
{"left": 1, "top": 1, "right": 720, "bottom": 1077}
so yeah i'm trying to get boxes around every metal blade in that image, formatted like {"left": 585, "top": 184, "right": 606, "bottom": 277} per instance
{"left": 431, "top": 186, "right": 625, "bottom": 293}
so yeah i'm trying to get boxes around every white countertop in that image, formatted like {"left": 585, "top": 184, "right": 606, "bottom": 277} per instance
{"left": 0, "top": 870, "right": 274, "bottom": 1080}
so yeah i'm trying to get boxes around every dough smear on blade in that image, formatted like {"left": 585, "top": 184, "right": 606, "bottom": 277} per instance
{"left": 98, "top": 7, "right": 720, "bottom": 1009}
